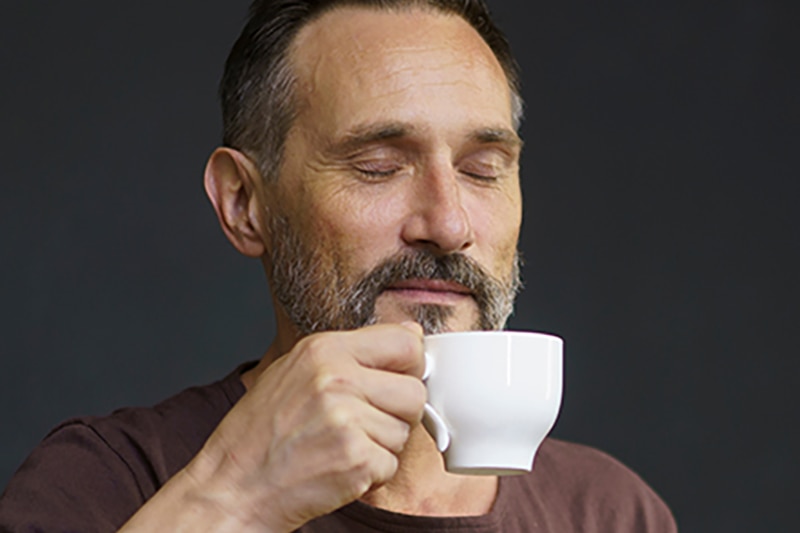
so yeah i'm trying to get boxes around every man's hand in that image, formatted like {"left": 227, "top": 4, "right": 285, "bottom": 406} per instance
{"left": 120, "top": 322, "right": 427, "bottom": 533}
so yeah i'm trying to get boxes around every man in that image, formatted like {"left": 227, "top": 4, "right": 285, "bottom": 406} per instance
{"left": 0, "top": 1, "right": 677, "bottom": 531}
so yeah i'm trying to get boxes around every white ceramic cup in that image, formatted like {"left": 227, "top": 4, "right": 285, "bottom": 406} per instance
{"left": 421, "top": 331, "right": 563, "bottom": 476}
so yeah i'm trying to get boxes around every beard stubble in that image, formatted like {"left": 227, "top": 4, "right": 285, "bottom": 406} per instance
{"left": 267, "top": 215, "right": 521, "bottom": 336}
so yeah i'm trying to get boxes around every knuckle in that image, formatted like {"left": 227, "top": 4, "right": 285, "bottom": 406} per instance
{"left": 403, "top": 336, "right": 425, "bottom": 373}
{"left": 300, "top": 332, "right": 348, "bottom": 364}
{"left": 400, "top": 327, "right": 423, "bottom": 354}
{"left": 391, "top": 422, "right": 411, "bottom": 453}
{"left": 344, "top": 464, "right": 374, "bottom": 499}
{"left": 299, "top": 335, "right": 354, "bottom": 395}
{"left": 411, "top": 377, "right": 428, "bottom": 403}
{"left": 347, "top": 449, "right": 397, "bottom": 495}
{"left": 374, "top": 449, "right": 399, "bottom": 486}
{"left": 331, "top": 430, "right": 370, "bottom": 471}
{"left": 309, "top": 368, "right": 355, "bottom": 402}
{"left": 309, "top": 370, "right": 335, "bottom": 395}
{"left": 320, "top": 399, "right": 353, "bottom": 429}
{"left": 299, "top": 334, "right": 331, "bottom": 364}
{"left": 404, "top": 378, "right": 428, "bottom": 421}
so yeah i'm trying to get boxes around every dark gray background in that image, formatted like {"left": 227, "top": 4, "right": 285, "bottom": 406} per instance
{"left": 1, "top": 1, "right": 797, "bottom": 531}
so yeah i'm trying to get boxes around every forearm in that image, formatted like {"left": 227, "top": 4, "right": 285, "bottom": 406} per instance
{"left": 118, "top": 462, "right": 289, "bottom": 533}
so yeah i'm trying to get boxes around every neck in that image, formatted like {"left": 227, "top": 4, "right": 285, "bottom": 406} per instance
{"left": 239, "top": 313, "right": 302, "bottom": 391}
{"left": 360, "top": 426, "right": 498, "bottom": 516}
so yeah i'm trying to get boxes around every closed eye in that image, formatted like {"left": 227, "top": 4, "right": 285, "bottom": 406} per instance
{"left": 461, "top": 167, "right": 500, "bottom": 181}
{"left": 457, "top": 147, "right": 515, "bottom": 183}
{"left": 352, "top": 159, "right": 405, "bottom": 179}
{"left": 459, "top": 160, "right": 503, "bottom": 183}
{"left": 357, "top": 167, "right": 400, "bottom": 178}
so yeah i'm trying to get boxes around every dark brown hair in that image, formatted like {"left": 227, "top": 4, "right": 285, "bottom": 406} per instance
{"left": 220, "top": 0, "right": 522, "bottom": 181}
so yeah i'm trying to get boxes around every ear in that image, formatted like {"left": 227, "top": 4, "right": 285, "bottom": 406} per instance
{"left": 204, "top": 147, "right": 267, "bottom": 258}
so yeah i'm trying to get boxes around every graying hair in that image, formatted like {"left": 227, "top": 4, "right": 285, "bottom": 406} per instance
{"left": 220, "top": 0, "right": 524, "bottom": 183}
{"left": 268, "top": 214, "right": 522, "bottom": 335}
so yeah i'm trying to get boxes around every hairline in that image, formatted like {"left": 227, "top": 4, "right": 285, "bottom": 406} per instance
{"left": 229, "top": 1, "right": 524, "bottom": 184}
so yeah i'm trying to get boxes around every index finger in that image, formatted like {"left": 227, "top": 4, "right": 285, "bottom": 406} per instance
{"left": 341, "top": 322, "right": 426, "bottom": 379}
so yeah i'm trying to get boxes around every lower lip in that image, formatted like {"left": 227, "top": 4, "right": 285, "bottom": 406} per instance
{"left": 382, "top": 288, "right": 472, "bottom": 305}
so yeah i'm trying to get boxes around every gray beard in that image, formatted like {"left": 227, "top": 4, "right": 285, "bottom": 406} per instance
{"left": 268, "top": 215, "right": 521, "bottom": 336}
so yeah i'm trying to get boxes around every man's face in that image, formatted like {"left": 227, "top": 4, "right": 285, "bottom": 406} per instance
{"left": 262, "top": 7, "right": 523, "bottom": 335}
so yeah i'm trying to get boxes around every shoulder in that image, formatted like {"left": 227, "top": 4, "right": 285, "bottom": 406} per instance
{"left": 61, "top": 363, "right": 248, "bottom": 488}
{"left": 0, "top": 417, "right": 147, "bottom": 530}
{"left": 536, "top": 437, "right": 643, "bottom": 481}
{"left": 0, "top": 364, "right": 249, "bottom": 531}
{"left": 86, "top": 367, "right": 245, "bottom": 469}
{"left": 518, "top": 438, "right": 678, "bottom": 532}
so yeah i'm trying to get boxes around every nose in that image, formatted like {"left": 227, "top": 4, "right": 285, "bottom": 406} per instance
{"left": 401, "top": 161, "right": 474, "bottom": 254}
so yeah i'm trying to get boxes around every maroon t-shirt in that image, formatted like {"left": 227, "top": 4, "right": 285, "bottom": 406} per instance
{"left": 0, "top": 363, "right": 677, "bottom": 532}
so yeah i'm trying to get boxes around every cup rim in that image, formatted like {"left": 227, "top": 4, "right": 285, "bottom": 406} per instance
{"left": 424, "top": 330, "right": 563, "bottom": 343}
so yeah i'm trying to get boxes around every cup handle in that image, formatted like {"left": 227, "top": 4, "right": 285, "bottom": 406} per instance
{"left": 421, "top": 352, "right": 451, "bottom": 452}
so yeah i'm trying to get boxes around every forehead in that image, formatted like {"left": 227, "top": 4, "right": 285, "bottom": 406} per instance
{"left": 288, "top": 7, "right": 514, "bottom": 137}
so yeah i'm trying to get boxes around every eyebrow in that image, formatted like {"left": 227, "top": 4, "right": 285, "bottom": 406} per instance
{"left": 468, "top": 128, "right": 524, "bottom": 151}
{"left": 326, "top": 122, "right": 523, "bottom": 156}
{"left": 327, "top": 122, "right": 414, "bottom": 156}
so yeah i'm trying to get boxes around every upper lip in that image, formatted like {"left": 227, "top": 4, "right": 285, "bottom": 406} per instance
{"left": 387, "top": 279, "right": 472, "bottom": 295}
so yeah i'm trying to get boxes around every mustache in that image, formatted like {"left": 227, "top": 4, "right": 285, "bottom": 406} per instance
{"left": 343, "top": 249, "right": 520, "bottom": 331}
{"left": 351, "top": 251, "right": 495, "bottom": 297}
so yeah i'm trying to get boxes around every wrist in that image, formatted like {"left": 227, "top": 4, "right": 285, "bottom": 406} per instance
{"left": 180, "top": 451, "right": 290, "bottom": 533}
{"left": 120, "top": 455, "right": 289, "bottom": 533}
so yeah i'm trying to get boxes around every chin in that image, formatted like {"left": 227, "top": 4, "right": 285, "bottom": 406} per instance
{"left": 375, "top": 302, "right": 481, "bottom": 335}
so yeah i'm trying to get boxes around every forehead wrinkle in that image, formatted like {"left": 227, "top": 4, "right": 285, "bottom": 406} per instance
{"left": 326, "top": 121, "right": 416, "bottom": 156}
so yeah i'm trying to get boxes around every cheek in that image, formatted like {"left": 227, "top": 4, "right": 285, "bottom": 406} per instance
{"left": 466, "top": 190, "right": 522, "bottom": 271}
{"left": 305, "top": 188, "right": 406, "bottom": 267}
{"left": 488, "top": 221, "right": 521, "bottom": 279}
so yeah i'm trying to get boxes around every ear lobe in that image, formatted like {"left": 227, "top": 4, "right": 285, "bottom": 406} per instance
{"left": 204, "top": 147, "right": 267, "bottom": 258}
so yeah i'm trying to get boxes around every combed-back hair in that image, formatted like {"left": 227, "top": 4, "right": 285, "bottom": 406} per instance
{"left": 220, "top": 0, "right": 522, "bottom": 182}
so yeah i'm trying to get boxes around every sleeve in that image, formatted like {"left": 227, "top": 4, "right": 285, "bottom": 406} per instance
{"left": 0, "top": 421, "right": 146, "bottom": 533}
{"left": 529, "top": 439, "right": 678, "bottom": 533}
{"left": 566, "top": 445, "right": 678, "bottom": 533}
{"left": 589, "top": 459, "right": 678, "bottom": 533}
